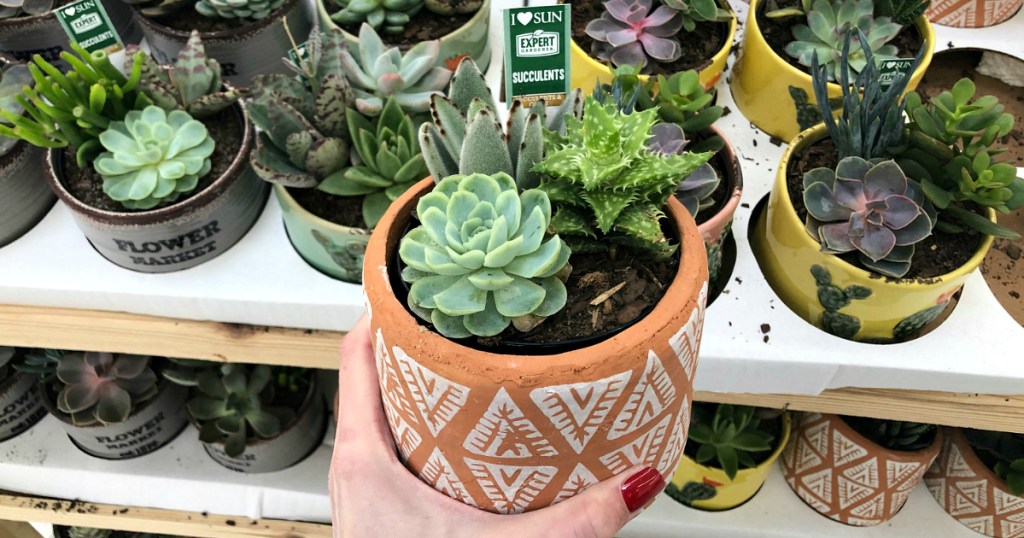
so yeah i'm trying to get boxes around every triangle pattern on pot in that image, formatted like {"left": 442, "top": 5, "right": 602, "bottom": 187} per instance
{"left": 656, "top": 398, "right": 689, "bottom": 477}
{"left": 926, "top": 477, "right": 945, "bottom": 506}
{"left": 463, "top": 388, "right": 557, "bottom": 458}
{"left": 999, "top": 520, "right": 1024, "bottom": 538}
{"left": 607, "top": 351, "right": 676, "bottom": 440}
{"left": 837, "top": 474, "right": 876, "bottom": 509}
{"left": 668, "top": 282, "right": 706, "bottom": 381}
{"left": 995, "top": 488, "right": 1024, "bottom": 515}
{"left": 842, "top": 458, "right": 879, "bottom": 489}
{"left": 849, "top": 492, "right": 886, "bottom": 519}
{"left": 954, "top": 479, "right": 989, "bottom": 512}
{"left": 832, "top": 429, "right": 869, "bottom": 466}
{"left": 946, "top": 443, "right": 975, "bottom": 477}
{"left": 420, "top": 447, "right": 476, "bottom": 508}
{"left": 887, "top": 460, "right": 924, "bottom": 492}
{"left": 464, "top": 457, "right": 558, "bottom": 514}
{"left": 529, "top": 370, "right": 632, "bottom": 454}
{"left": 599, "top": 413, "right": 672, "bottom": 474}
{"left": 393, "top": 412, "right": 422, "bottom": 462}
{"left": 889, "top": 489, "right": 911, "bottom": 515}
{"left": 802, "top": 416, "right": 830, "bottom": 457}
{"left": 552, "top": 463, "right": 599, "bottom": 505}
{"left": 798, "top": 468, "right": 833, "bottom": 506}
{"left": 394, "top": 344, "right": 469, "bottom": 437}
{"left": 961, "top": 516, "right": 995, "bottom": 535}
{"left": 375, "top": 329, "right": 418, "bottom": 426}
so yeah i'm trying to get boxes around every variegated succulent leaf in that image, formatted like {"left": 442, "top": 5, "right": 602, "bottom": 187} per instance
{"left": 585, "top": 0, "right": 684, "bottom": 72}
{"left": 133, "top": 32, "right": 241, "bottom": 119}
{"left": 55, "top": 351, "right": 159, "bottom": 426}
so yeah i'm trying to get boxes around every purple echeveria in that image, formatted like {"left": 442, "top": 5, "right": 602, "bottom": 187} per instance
{"left": 586, "top": 0, "right": 683, "bottom": 71}
{"left": 648, "top": 123, "right": 720, "bottom": 218}
{"left": 803, "top": 157, "right": 934, "bottom": 278}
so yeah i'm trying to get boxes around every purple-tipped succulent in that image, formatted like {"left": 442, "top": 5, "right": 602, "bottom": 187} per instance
{"left": 648, "top": 123, "right": 720, "bottom": 218}
{"left": 804, "top": 157, "right": 935, "bottom": 278}
{"left": 56, "top": 352, "right": 159, "bottom": 426}
{"left": 586, "top": 0, "right": 683, "bottom": 71}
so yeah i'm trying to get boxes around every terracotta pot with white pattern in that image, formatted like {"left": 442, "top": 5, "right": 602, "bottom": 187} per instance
{"left": 925, "top": 428, "right": 1024, "bottom": 537}
{"left": 363, "top": 178, "right": 709, "bottom": 514}
{"left": 780, "top": 412, "right": 942, "bottom": 526}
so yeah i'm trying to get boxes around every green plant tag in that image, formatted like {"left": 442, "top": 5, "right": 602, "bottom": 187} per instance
{"left": 503, "top": 5, "right": 571, "bottom": 107}
{"left": 54, "top": 0, "right": 124, "bottom": 54}
{"left": 877, "top": 58, "right": 915, "bottom": 90}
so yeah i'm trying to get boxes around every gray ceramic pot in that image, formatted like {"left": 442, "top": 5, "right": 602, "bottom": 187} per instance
{"left": 0, "top": 0, "right": 141, "bottom": 64}
{"left": 0, "top": 142, "right": 54, "bottom": 248}
{"left": 135, "top": 0, "right": 314, "bottom": 88}
{"left": 43, "top": 380, "right": 189, "bottom": 459}
{"left": 43, "top": 101, "right": 269, "bottom": 273}
{"left": 201, "top": 378, "right": 326, "bottom": 473}
{"left": 0, "top": 369, "right": 46, "bottom": 442}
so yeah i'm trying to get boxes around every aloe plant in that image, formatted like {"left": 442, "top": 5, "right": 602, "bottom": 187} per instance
{"left": 785, "top": 0, "right": 902, "bottom": 82}
{"left": 688, "top": 404, "right": 775, "bottom": 480}
{"left": 585, "top": 0, "right": 683, "bottom": 71}
{"left": 54, "top": 351, "right": 160, "bottom": 426}
{"left": 965, "top": 430, "right": 1024, "bottom": 495}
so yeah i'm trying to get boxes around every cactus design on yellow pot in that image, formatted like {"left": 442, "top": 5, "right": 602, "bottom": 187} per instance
{"left": 811, "top": 264, "right": 871, "bottom": 339}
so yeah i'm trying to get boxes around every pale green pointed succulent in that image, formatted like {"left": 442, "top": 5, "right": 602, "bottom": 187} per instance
{"left": 785, "top": 0, "right": 902, "bottom": 82}
{"left": 330, "top": 0, "right": 423, "bottom": 34}
{"left": 339, "top": 23, "right": 451, "bottom": 117}
{"left": 399, "top": 172, "right": 572, "bottom": 338}
{"left": 94, "top": 106, "right": 215, "bottom": 210}
{"left": 195, "top": 0, "right": 284, "bottom": 18}
{"left": 0, "top": 64, "right": 32, "bottom": 156}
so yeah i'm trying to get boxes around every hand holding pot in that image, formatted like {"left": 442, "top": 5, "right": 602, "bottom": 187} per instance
{"left": 330, "top": 317, "right": 666, "bottom": 537}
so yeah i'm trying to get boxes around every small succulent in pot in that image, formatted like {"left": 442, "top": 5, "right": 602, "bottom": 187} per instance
{"left": 585, "top": 0, "right": 684, "bottom": 72}
{"left": 647, "top": 123, "right": 720, "bottom": 220}
{"left": 65, "top": 528, "right": 113, "bottom": 538}
{"left": 329, "top": 0, "right": 423, "bottom": 34}
{"left": 0, "top": 0, "right": 52, "bottom": 18}
{"left": 423, "top": 0, "right": 481, "bottom": 15}
{"left": 688, "top": 403, "right": 775, "bottom": 480}
{"left": 194, "top": 0, "right": 284, "bottom": 18}
{"left": 842, "top": 415, "right": 937, "bottom": 451}
{"left": 54, "top": 351, "right": 160, "bottom": 426}
{"left": 661, "top": 0, "right": 732, "bottom": 31}
{"left": 964, "top": 429, "right": 1024, "bottom": 495}
{"left": 0, "top": 64, "right": 32, "bottom": 156}
{"left": 803, "top": 157, "right": 935, "bottom": 278}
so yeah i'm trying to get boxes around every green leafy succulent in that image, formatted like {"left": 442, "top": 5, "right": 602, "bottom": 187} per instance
{"left": 662, "top": 0, "right": 732, "bottom": 32}
{"left": 875, "top": 0, "right": 928, "bottom": 25}
{"left": 14, "top": 348, "right": 62, "bottom": 383}
{"left": 398, "top": 172, "right": 571, "bottom": 338}
{"left": 843, "top": 416, "right": 936, "bottom": 451}
{"left": 965, "top": 430, "right": 1024, "bottom": 495}
{"left": 195, "top": 0, "right": 284, "bottom": 18}
{"left": 785, "top": 0, "right": 902, "bottom": 82}
{"left": 55, "top": 351, "right": 160, "bottom": 427}
{"left": 0, "top": 64, "right": 32, "bottom": 156}
{"left": 329, "top": 0, "right": 423, "bottom": 34}
{"left": 688, "top": 404, "right": 775, "bottom": 480}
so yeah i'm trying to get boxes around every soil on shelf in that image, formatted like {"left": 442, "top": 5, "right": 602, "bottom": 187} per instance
{"left": 287, "top": 187, "right": 368, "bottom": 230}
{"left": 324, "top": 3, "right": 475, "bottom": 48}
{"left": 755, "top": 0, "right": 924, "bottom": 76}
{"left": 785, "top": 137, "right": 982, "bottom": 281}
{"left": 146, "top": 0, "right": 293, "bottom": 33}
{"left": 61, "top": 107, "right": 244, "bottom": 213}
{"left": 841, "top": 415, "right": 938, "bottom": 451}
{"left": 570, "top": 0, "right": 728, "bottom": 76}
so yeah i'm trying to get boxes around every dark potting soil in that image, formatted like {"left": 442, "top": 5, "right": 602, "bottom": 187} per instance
{"left": 785, "top": 137, "right": 982, "bottom": 281}
{"left": 682, "top": 409, "right": 782, "bottom": 467}
{"left": 147, "top": 0, "right": 292, "bottom": 33}
{"left": 570, "top": 0, "right": 728, "bottom": 76}
{"left": 840, "top": 415, "right": 937, "bottom": 452}
{"left": 287, "top": 187, "right": 368, "bottom": 229}
{"left": 325, "top": 4, "right": 475, "bottom": 50}
{"left": 61, "top": 107, "right": 244, "bottom": 213}
{"left": 755, "top": 0, "right": 924, "bottom": 76}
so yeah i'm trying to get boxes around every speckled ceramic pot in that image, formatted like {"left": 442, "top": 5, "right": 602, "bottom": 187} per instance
{"left": 134, "top": 0, "right": 315, "bottom": 88}
{"left": 695, "top": 126, "right": 742, "bottom": 286}
{"left": 42, "top": 101, "right": 269, "bottom": 273}
{"left": 926, "top": 0, "right": 1023, "bottom": 27}
{"left": 363, "top": 178, "right": 709, "bottom": 514}
{"left": 0, "top": 367, "right": 46, "bottom": 442}
{"left": 274, "top": 184, "right": 369, "bottom": 283}
{"left": 0, "top": 142, "right": 54, "bottom": 248}
{"left": 0, "top": 0, "right": 141, "bottom": 64}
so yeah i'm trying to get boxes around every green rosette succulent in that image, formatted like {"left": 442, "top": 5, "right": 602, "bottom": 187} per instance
{"left": 55, "top": 351, "right": 159, "bottom": 426}
{"left": 399, "top": 172, "right": 572, "bottom": 338}
{"left": 95, "top": 106, "right": 215, "bottom": 210}
{"left": 785, "top": 0, "right": 902, "bottom": 82}
{"left": 330, "top": 0, "right": 422, "bottom": 34}
{"left": 195, "top": 0, "right": 284, "bottom": 18}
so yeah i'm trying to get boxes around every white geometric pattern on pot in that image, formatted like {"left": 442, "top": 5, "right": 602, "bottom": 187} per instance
{"left": 656, "top": 397, "right": 690, "bottom": 477}
{"left": 375, "top": 329, "right": 418, "bottom": 427}
{"left": 1002, "top": 520, "right": 1024, "bottom": 538}
{"left": 464, "top": 387, "right": 557, "bottom": 458}
{"left": 799, "top": 468, "right": 834, "bottom": 508}
{"left": 947, "top": 442, "right": 976, "bottom": 477}
{"left": 889, "top": 460, "right": 925, "bottom": 492}
{"left": 552, "top": 463, "right": 599, "bottom": 505}
{"left": 393, "top": 413, "right": 422, "bottom": 462}
{"left": 833, "top": 429, "right": 870, "bottom": 466}
{"left": 394, "top": 344, "right": 470, "bottom": 437}
{"left": 465, "top": 457, "right": 559, "bottom": 514}
{"left": 530, "top": 370, "right": 632, "bottom": 454}
{"left": 599, "top": 413, "right": 673, "bottom": 474}
{"left": 953, "top": 480, "right": 990, "bottom": 515}
{"left": 420, "top": 447, "right": 476, "bottom": 508}
{"left": 995, "top": 490, "right": 1024, "bottom": 515}
{"left": 669, "top": 282, "right": 707, "bottom": 381}
{"left": 962, "top": 516, "right": 997, "bottom": 535}
{"left": 608, "top": 350, "right": 676, "bottom": 440}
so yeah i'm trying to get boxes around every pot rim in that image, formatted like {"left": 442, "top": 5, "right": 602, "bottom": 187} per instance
{"left": 39, "top": 375, "right": 179, "bottom": 430}
{"left": 697, "top": 124, "right": 744, "bottom": 243}
{"left": 826, "top": 412, "right": 945, "bottom": 460}
{"left": 0, "top": 366, "right": 31, "bottom": 396}
{"left": 945, "top": 428, "right": 1014, "bottom": 492}
{"left": 131, "top": 0, "right": 300, "bottom": 41}
{"left": 772, "top": 124, "right": 996, "bottom": 286}
{"left": 273, "top": 183, "right": 370, "bottom": 236}
{"left": 681, "top": 410, "right": 792, "bottom": 478}
{"left": 320, "top": 0, "right": 491, "bottom": 48}
{"left": 43, "top": 98, "right": 254, "bottom": 227}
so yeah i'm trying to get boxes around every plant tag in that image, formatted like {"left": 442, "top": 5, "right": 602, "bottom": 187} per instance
{"left": 877, "top": 58, "right": 915, "bottom": 90}
{"left": 54, "top": 0, "right": 124, "bottom": 54}
{"left": 503, "top": 5, "right": 570, "bottom": 107}
{"left": 286, "top": 39, "right": 312, "bottom": 67}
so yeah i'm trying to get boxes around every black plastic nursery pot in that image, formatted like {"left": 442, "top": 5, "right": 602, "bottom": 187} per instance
{"left": 133, "top": 0, "right": 315, "bottom": 87}
{"left": 42, "top": 100, "right": 269, "bottom": 273}
{"left": 0, "top": 364, "right": 47, "bottom": 442}
{"left": 0, "top": 141, "right": 55, "bottom": 248}
{"left": 0, "top": 0, "right": 142, "bottom": 65}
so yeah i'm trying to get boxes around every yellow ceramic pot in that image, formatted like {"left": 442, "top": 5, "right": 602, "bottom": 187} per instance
{"left": 568, "top": 0, "right": 736, "bottom": 92}
{"left": 730, "top": 0, "right": 935, "bottom": 141}
{"left": 750, "top": 125, "right": 996, "bottom": 342}
{"left": 667, "top": 412, "right": 792, "bottom": 511}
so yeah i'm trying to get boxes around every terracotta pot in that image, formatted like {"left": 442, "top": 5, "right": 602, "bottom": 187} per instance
{"left": 0, "top": 0, "right": 141, "bottom": 65}
{"left": 274, "top": 184, "right": 369, "bottom": 283}
{"left": 363, "top": 177, "right": 709, "bottom": 514}
{"left": 750, "top": 124, "right": 996, "bottom": 342}
{"left": 780, "top": 412, "right": 942, "bottom": 526}
{"left": 43, "top": 101, "right": 269, "bottom": 273}
{"left": 730, "top": 0, "right": 935, "bottom": 141}
{"left": 0, "top": 141, "right": 54, "bottom": 248}
{"left": 926, "top": 0, "right": 1023, "bottom": 27}
{"left": 134, "top": 0, "right": 315, "bottom": 87}
{"left": 318, "top": 0, "right": 492, "bottom": 73}
{"left": 696, "top": 126, "right": 743, "bottom": 286}
{"left": 925, "top": 428, "right": 1024, "bottom": 537}
{"left": 0, "top": 367, "right": 46, "bottom": 442}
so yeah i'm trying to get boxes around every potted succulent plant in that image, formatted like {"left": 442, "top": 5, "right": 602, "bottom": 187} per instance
{"left": 120, "top": 0, "right": 314, "bottom": 86}
{"left": 319, "top": 0, "right": 491, "bottom": 72}
{"left": 249, "top": 26, "right": 443, "bottom": 282}
{"left": 750, "top": 37, "right": 1017, "bottom": 341}
{"left": 0, "top": 34, "right": 269, "bottom": 273}
{"left": 165, "top": 361, "right": 326, "bottom": 473}
{"left": 569, "top": 0, "right": 736, "bottom": 92}
{"left": 665, "top": 405, "right": 791, "bottom": 511}
{"left": 731, "top": 0, "right": 935, "bottom": 141}
{"left": 17, "top": 349, "right": 188, "bottom": 459}
{"left": 55, "top": 526, "right": 173, "bottom": 538}
{"left": 362, "top": 58, "right": 711, "bottom": 513}
{"left": 0, "top": 63, "right": 54, "bottom": 248}
{"left": 0, "top": 347, "right": 47, "bottom": 442}
{"left": 780, "top": 412, "right": 941, "bottom": 526}
{"left": 0, "top": 0, "right": 140, "bottom": 66}
{"left": 926, "top": 429, "right": 1024, "bottom": 537}
{"left": 926, "top": 0, "right": 1023, "bottom": 27}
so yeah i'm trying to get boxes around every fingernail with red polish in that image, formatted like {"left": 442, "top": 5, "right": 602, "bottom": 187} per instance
{"left": 621, "top": 467, "right": 665, "bottom": 512}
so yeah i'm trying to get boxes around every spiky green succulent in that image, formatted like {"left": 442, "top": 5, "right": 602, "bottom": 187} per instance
{"left": 195, "top": 0, "right": 284, "bottom": 18}
{"left": 55, "top": 351, "right": 159, "bottom": 426}
{"left": 0, "top": 64, "right": 32, "bottom": 156}
{"left": 688, "top": 404, "right": 775, "bottom": 480}
{"left": 339, "top": 23, "right": 451, "bottom": 117}
{"left": 249, "top": 28, "right": 354, "bottom": 189}
{"left": 535, "top": 98, "right": 714, "bottom": 257}
{"left": 785, "top": 0, "right": 902, "bottom": 82}
{"left": 0, "top": 0, "right": 52, "bottom": 19}
{"left": 424, "top": 0, "right": 481, "bottom": 15}
{"left": 843, "top": 416, "right": 936, "bottom": 451}
{"left": 94, "top": 106, "right": 215, "bottom": 210}
{"left": 329, "top": 0, "right": 422, "bottom": 34}
{"left": 129, "top": 31, "right": 242, "bottom": 119}
{"left": 399, "top": 172, "right": 571, "bottom": 338}
{"left": 419, "top": 58, "right": 582, "bottom": 190}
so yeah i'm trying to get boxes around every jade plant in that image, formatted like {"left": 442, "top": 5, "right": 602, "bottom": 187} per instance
{"left": 688, "top": 403, "right": 775, "bottom": 480}
{"left": 339, "top": 23, "right": 452, "bottom": 117}
{"left": 585, "top": 0, "right": 684, "bottom": 71}
{"left": 785, "top": 0, "right": 902, "bottom": 82}
{"left": 965, "top": 430, "right": 1024, "bottom": 495}
{"left": 398, "top": 172, "right": 571, "bottom": 338}
{"left": 842, "top": 416, "right": 936, "bottom": 451}
{"left": 53, "top": 351, "right": 160, "bottom": 426}
{"left": 0, "top": 64, "right": 32, "bottom": 156}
